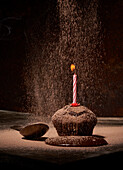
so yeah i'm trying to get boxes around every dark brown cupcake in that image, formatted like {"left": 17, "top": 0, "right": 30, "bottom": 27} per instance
{"left": 52, "top": 105, "right": 97, "bottom": 136}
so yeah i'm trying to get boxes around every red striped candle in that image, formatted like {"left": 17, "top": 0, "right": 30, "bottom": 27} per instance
{"left": 73, "top": 73, "right": 77, "bottom": 103}
{"left": 70, "top": 64, "right": 80, "bottom": 107}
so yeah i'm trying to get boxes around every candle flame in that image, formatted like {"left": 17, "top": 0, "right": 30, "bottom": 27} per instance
{"left": 71, "top": 64, "right": 75, "bottom": 72}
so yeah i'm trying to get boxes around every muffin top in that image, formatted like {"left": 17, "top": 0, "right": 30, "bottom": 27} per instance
{"left": 52, "top": 105, "right": 97, "bottom": 125}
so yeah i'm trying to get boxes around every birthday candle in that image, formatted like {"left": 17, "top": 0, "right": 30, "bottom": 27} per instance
{"left": 73, "top": 73, "right": 77, "bottom": 104}
{"left": 70, "top": 64, "right": 80, "bottom": 107}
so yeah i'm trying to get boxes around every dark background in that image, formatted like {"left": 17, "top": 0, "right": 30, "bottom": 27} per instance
{"left": 0, "top": 0, "right": 122, "bottom": 116}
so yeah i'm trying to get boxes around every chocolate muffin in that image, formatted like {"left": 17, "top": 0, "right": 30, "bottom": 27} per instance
{"left": 52, "top": 105, "right": 97, "bottom": 136}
